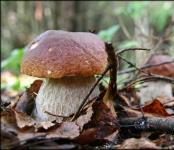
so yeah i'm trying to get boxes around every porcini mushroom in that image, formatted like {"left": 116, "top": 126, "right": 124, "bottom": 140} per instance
{"left": 21, "top": 30, "right": 107, "bottom": 122}
{"left": 137, "top": 54, "right": 174, "bottom": 104}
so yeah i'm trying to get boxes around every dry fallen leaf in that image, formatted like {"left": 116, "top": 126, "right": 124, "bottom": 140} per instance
{"left": 15, "top": 80, "right": 42, "bottom": 114}
{"left": 1, "top": 123, "right": 19, "bottom": 149}
{"left": 1, "top": 78, "right": 119, "bottom": 148}
{"left": 14, "top": 110, "right": 35, "bottom": 128}
{"left": 27, "top": 80, "right": 43, "bottom": 96}
{"left": 140, "top": 99, "right": 171, "bottom": 117}
{"left": 46, "top": 121, "right": 80, "bottom": 139}
{"left": 76, "top": 101, "right": 118, "bottom": 144}
{"left": 118, "top": 137, "right": 160, "bottom": 149}
{"left": 75, "top": 100, "right": 94, "bottom": 130}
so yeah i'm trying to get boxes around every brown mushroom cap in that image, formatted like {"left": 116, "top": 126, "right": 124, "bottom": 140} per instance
{"left": 21, "top": 30, "right": 107, "bottom": 78}
{"left": 142, "top": 54, "right": 174, "bottom": 78}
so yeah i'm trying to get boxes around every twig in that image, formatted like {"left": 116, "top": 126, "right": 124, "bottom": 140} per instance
{"left": 116, "top": 48, "right": 150, "bottom": 55}
{"left": 72, "top": 65, "right": 110, "bottom": 121}
{"left": 119, "top": 116, "right": 174, "bottom": 134}
{"left": 118, "top": 55, "right": 147, "bottom": 75}
{"left": 45, "top": 111, "right": 70, "bottom": 118}
{"left": 122, "top": 75, "right": 174, "bottom": 92}
{"left": 117, "top": 15, "right": 132, "bottom": 39}
{"left": 118, "top": 60, "right": 174, "bottom": 75}
{"left": 118, "top": 56, "right": 174, "bottom": 87}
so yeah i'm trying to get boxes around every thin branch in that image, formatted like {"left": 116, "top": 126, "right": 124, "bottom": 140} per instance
{"left": 122, "top": 75, "right": 174, "bottom": 91}
{"left": 45, "top": 111, "right": 70, "bottom": 118}
{"left": 116, "top": 48, "right": 150, "bottom": 55}
{"left": 117, "top": 15, "right": 132, "bottom": 39}
{"left": 118, "top": 55, "right": 147, "bottom": 75}
{"left": 72, "top": 65, "right": 110, "bottom": 121}
{"left": 118, "top": 55, "right": 174, "bottom": 83}
{"left": 118, "top": 60, "right": 174, "bottom": 75}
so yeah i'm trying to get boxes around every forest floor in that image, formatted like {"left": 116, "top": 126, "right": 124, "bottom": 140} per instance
{"left": 1, "top": 44, "right": 174, "bottom": 149}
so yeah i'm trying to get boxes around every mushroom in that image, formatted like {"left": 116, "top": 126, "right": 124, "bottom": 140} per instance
{"left": 137, "top": 54, "right": 174, "bottom": 104}
{"left": 21, "top": 30, "right": 107, "bottom": 122}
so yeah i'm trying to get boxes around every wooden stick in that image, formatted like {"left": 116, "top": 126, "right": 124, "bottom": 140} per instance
{"left": 119, "top": 116, "right": 174, "bottom": 134}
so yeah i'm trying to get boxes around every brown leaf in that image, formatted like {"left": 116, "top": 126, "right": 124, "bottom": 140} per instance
{"left": 46, "top": 121, "right": 80, "bottom": 139}
{"left": 1, "top": 123, "right": 19, "bottom": 149}
{"left": 141, "top": 99, "right": 171, "bottom": 116}
{"left": 75, "top": 128, "right": 97, "bottom": 144}
{"left": 34, "top": 121, "right": 55, "bottom": 131}
{"left": 27, "top": 80, "right": 43, "bottom": 96}
{"left": 118, "top": 138, "right": 160, "bottom": 149}
{"left": 1, "top": 109, "right": 17, "bottom": 125}
{"left": 15, "top": 92, "right": 34, "bottom": 115}
{"left": 75, "top": 100, "right": 94, "bottom": 131}
{"left": 14, "top": 110, "right": 35, "bottom": 128}
{"left": 76, "top": 101, "right": 118, "bottom": 144}
{"left": 1, "top": 109, "right": 45, "bottom": 149}
{"left": 121, "top": 106, "right": 155, "bottom": 118}
{"left": 15, "top": 80, "right": 42, "bottom": 115}
{"left": 17, "top": 130, "right": 46, "bottom": 142}
{"left": 13, "top": 109, "right": 55, "bottom": 131}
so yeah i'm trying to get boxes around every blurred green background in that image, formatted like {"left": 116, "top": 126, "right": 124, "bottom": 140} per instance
{"left": 1, "top": 1, "right": 174, "bottom": 92}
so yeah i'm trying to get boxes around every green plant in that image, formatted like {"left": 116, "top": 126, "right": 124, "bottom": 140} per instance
{"left": 97, "top": 25, "right": 120, "bottom": 42}
{"left": 1, "top": 48, "right": 24, "bottom": 75}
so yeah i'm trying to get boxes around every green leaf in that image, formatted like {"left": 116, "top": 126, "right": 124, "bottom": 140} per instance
{"left": 118, "top": 40, "right": 139, "bottom": 49}
{"left": 149, "top": 2, "right": 174, "bottom": 32}
{"left": 1, "top": 48, "right": 24, "bottom": 75}
{"left": 98, "top": 25, "right": 120, "bottom": 42}
{"left": 126, "top": 2, "right": 148, "bottom": 19}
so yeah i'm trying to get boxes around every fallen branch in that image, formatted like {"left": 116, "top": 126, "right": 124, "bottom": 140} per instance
{"left": 119, "top": 116, "right": 174, "bottom": 134}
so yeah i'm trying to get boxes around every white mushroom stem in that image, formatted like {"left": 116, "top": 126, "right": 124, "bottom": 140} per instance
{"left": 137, "top": 81, "right": 173, "bottom": 104}
{"left": 35, "top": 76, "right": 99, "bottom": 122}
